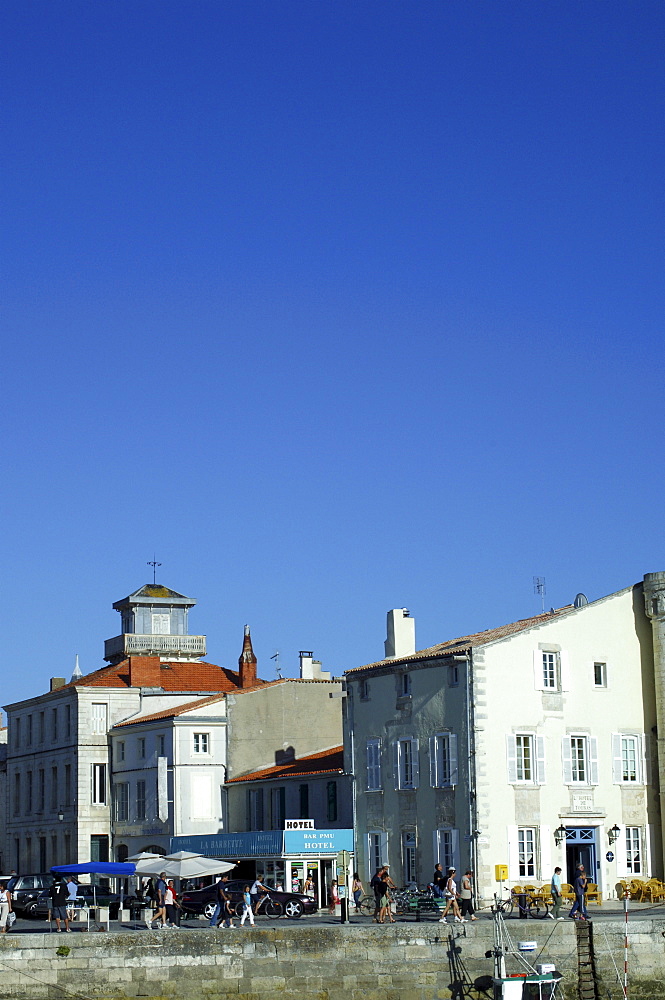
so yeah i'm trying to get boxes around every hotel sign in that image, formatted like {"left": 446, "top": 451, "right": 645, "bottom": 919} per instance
{"left": 284, "top": 819, "right": 314, "bottom": 830}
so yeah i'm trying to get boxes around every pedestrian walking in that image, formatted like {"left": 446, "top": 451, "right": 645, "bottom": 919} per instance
{"left": 239, "top": 885, "right": 255, "bottom": 926}
{"left": 165, "top": 880, "right": 181, "bottom": 927}
{"left": 460, "top": 870, "right": 477, "bottom": 920}
{"left": 151, "top": 872, "right": 167, "bottom": 928}
{"left": 49, "top": 879, "right": 71, "bottom": 932}
{"left": 569, "top": 865, "right": 589, "bottom": 921}
{"left": 352, "top": 873, "right": 364, "bottom": 911}
{"left": 440, "top": 867, "right": 464, "bottom": 923}
{"left": 328, "top": 880, "right": 340, "bottom": 915}
{"left": 66, "top": 877, "right": 79, "bottom": 922}
{"left": 0, "top": 882, "right": 13, "bottom": 933}
{"left": 550, "top": 866, "right": 564, "bottom": 920}
{"left": 378, "top": 873, "right": 395, "bottom": 923}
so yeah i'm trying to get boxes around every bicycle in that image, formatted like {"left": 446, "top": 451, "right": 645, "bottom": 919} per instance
{"left": 493, "top": 887, "right": 551, "bottom": 919}
{"left": 249, "top": 893, "right": 283, "bottom": 918}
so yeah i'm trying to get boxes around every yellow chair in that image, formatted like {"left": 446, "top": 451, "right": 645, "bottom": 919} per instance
{"left": 585, "top": 882, "right": 602, "bottom": 905}
{"left": 641, "top": 879, "right": 664, "bottom": 903}
{"left": 560, "top": 883, "right": 575, "bottom": 901}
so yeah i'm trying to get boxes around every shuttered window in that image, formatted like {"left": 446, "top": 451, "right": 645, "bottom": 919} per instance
{"left": 366, "top": 739, "right": 382, "bottom": 790}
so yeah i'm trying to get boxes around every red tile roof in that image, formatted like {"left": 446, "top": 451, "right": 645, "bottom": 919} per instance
{"left": 64, "top": 658, "right": 268, "bottom": 693}
{"left": 348, "top": 607, "right": 574, "bottom": 673}
{"left": 227, "top": 746, "right": 344, "bottom": 784}
{"left": 113, "top": 693, "right": 227, "bottom": 728}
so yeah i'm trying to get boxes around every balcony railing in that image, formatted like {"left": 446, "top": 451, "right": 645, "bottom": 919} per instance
{"left": 104, "top": 633, "right": 207, "bottom": 660}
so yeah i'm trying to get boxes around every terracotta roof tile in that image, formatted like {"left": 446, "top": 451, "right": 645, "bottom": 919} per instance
{"left": 113, "top": 693, "right": 227, "bottom": 728}
{"left": 227, "top": 746, "right": 344, "bottom": 783}
{"left": 348, "top": 607, "right": 574, "bottom": 673}
{"left": 64, "top": 659, "right": 268, "bottom": 693}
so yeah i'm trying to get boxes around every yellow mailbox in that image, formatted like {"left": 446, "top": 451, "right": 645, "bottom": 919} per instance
{"left": 495, "top": 864, "right": 509, "bottom": 882}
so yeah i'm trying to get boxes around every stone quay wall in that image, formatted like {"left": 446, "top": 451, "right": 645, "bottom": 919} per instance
{"left": 0, "top": 920, "right": 661, "bottom": 1000}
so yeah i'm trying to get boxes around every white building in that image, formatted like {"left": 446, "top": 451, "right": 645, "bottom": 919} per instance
{"left": 345, "top": 574, "right": 665, "bottom": 902}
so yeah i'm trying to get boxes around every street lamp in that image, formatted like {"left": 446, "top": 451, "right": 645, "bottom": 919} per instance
{"left": 57, "top": 807, "right": 64, "bottom": 822}
{"left": 554, "top": 824, "right": 567, "bottom": 847}
{"left": 608, "top": 824, "right": 621, "bottom": 845}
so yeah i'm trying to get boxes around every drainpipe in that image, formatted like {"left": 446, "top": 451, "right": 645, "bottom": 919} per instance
{"left": 455, "top": 651, "right": 478, "bottom": 906}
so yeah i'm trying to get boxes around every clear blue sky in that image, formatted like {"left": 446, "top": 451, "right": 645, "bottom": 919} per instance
{"left": 2, "top": 1, "right": 663, "bottom": 708}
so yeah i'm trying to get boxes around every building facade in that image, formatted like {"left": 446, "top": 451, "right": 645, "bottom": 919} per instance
{"left": 345, "top": 576, "right": 664, "bottom": 902}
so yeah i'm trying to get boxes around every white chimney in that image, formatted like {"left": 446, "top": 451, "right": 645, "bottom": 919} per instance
{"left": 384, "top": 609, "right": 415, "bottom": 659}
{"left": 299, "top": 651, "right": 331, "bottom": 681}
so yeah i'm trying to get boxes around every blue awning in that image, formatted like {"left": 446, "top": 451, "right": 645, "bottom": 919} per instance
{"left": 51, "top": 862, "right": 136, "bottom": 876}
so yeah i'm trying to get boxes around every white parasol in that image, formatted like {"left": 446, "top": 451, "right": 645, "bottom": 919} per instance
{"left": 134, "top": 851, "right": 236, "bottom": 879}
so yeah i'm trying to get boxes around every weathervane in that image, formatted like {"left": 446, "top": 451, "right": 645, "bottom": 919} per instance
{"left": 147, "top": 557, "right": 162, "bottom": 585}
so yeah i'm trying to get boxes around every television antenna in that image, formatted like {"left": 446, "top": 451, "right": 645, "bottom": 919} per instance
{"left": 533, "top": 576, "right": 546, "bottom": 613}
{"left": 270, "top": 650, "right": 282, "bottom": 678}
{"left": 147, "top": 556, "right": 162, "bottom": 585}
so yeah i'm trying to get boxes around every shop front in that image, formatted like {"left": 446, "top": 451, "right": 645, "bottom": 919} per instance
{"left": 171, "top": 827, "right": 354, "bottom": 906}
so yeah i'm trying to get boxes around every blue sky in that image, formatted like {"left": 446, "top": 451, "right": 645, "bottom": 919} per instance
{"left": 2, "top": 1, "right": 663, "bottom": 708}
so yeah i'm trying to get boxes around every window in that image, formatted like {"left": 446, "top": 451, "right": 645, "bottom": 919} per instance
{"left": 26, "top": 771, "right": 33, "bottom": 814}
{"left": 625, "top": 827, "right": 642, "bottom": 874}
{"left": 393, "top": 738, "right": 419, "bottom": 790}
{"left": 65, "top": 704, "right": 71, "bottom": 738}
{"left": 359, "top": 679, "right": 370, "bottom": 700}
{"left": 402, "top": 832, "right": 417, "bottom": 884}
{"left": 299, "top": 783, "right": 309, "bottom": 819}
{"left": 152, "top": 613, "right": 170, "bottom": 634}
{"left": 271, "top": 787, "right": 286, "bottom": 829}
{"left": 51, "top": 768, "right": 58, "bottom": 809}
{"left": 51, "top": 708, "right": 58, "bottom": 741}
{"left": 594, "top": 662, "right": 607, "bottom": 687}
{"left": 399, "top": 673, "right": 411, "bottom": 697}
{"left": 366, "top": 738, "right": 382, "bottom": 790}
{"left": 518, "top": 828, "right": 536, "bottom": 878}
{"left": 507, "top": 733, "right": 546, "bottom": 784}
{"left": 37, "top": 769, "right": 45, "bottom": 812}
{"left": 38, "top": 712, "right": 45, "bottom": 743}
{"left": 13, "top": 773, "right": 20, "bottom": 816}
{"left": 39, "top": 837, "right": 46, "bottom": 871}
{"left": 27, "top": 715, "right": 33, "bottom": 746}
{"left": 430, "top": 733, "right": 458, "bottom": 788}
{"left": 64, "top": 764, "right": 72, "bottom": 806}
{"left": 91, "top": 764, "right": 107, "bottom": 805}
{"left": 51, "top": 835, "right": 58, "bottom": 867}
{"left": 448, "top": 664, "right": 459, "bottom": 687}
{"left": 91, "top": 703, "right": 108, "bottom": 735}
{"left": 433, "top": 828, "right": 458, "bottom": 872}
{"left": 136, "top": 779, "right": 146, "bottom": 820}
{"left": 248, "top": 788, "right": 264, "bottom": 830}
{"left": 542, "top": 652, "right": 557, "bottom": 689}
{"left": 612, "top": 734, "right": 643, "bottom": 784}
{"left": 158, "top": 735, "right": 165, "bottom": 757}
{"left": 138, "top": 737, "right": 146, "bottom": 758}
{"left": 193, "top": 733, "right": 209, "bottom": 754}
{"left": 14, "top": 717, "right": 20, "bottom": 749}
{"left": 563, "top": 735, "right": 598, "bottom": 785}
{"left": 326, "top": 781, "right": 338, "bottom": 822}
{"left": 367, "top": 831, "right": 388, "bottom": 878}
{"left": 116, "top": 783, "right": 129, "bottom": 821}
{"left": 117, "top": 741, "right": 125, "bottom": 762}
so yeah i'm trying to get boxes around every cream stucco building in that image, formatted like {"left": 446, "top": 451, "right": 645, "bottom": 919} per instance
{"left": 345, "top": 574, "right": 665, "bottom": 903}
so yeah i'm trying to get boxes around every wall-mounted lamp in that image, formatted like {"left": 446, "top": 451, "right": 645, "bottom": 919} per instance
{"left": 554, "top": 824, "right": 567, "bottom": 847}
{"left": 608, "top": 824, "right": 621, "bottom": 845}
{"left": 57, "top": 807, "right": 64, "bottom": 823}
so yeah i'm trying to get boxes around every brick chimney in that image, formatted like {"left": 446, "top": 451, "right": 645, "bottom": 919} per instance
{"left": 128, "top": 656, "right": 163, "bottom": 687}
{"left": 238, "top": 625, "right": 257, "bottom": 688}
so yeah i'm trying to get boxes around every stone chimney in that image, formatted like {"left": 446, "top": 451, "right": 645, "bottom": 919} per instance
{"left": 128, "top": 656, "right": 162, "bottom": 687}
{"left": 384, "top": 608, "right": 416, "bottom": 659}
{"left": 299, "top": 651, "right": 331, "bottom": 681}
{"left": 644, "top": 572, "right": 665, "bottom": 866}
{"left": 239, "top": 625, "right": 257, "bottom": 688}
{"left": 50, "top": 678, "right": 66, "bottom": 691}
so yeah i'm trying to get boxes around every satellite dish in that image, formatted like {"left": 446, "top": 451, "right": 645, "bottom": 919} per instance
{"left": 574, "top": 593, "right": 588, "bottom": 608}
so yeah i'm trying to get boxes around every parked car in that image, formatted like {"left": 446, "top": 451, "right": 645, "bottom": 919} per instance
{"left": 25, "top": 884, "right": 124, "bottom": 919}
{"left": 6, "top": 874, "right": 55, "bottom": 914}
{"left": 180, "top": 879, "right": 317, "bottom": 920}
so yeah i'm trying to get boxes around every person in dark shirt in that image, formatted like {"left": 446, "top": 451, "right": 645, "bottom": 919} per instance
{"left": 569, "top": 865, "right": 589, "bottom": 921}
{"left": 432, "top": 863, "right": 446, "bottom": 898}
{"left": 49, "top": 879, "right": 70, "bottom": 932}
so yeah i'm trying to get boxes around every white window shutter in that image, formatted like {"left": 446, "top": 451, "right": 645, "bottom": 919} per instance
{"left": 615, "top": 824, "right": 628, "bottom": 877}
{"left": 589, "top": 737, "right": 599, "bottom": 785}
{"left": 507, "top": 825, "right": 519, "bottom": 880}
{"left": 560, "top": 651, "right": 571, "bottom": 691}
{"left": 539, "top": 825, "right": 551, "bottom": 881}
{"left": 380, "top": 831, "right": 389, "bottom": 868}
{"left": 644, "top": 732, "right": 653, "bottom": 786}
{"left": 432, "top": 829, "right": 440, "bottom": 866}
{"left": 644, "top": 823, "right": 652, "bottom": 877}
{"left": 451, "top": 829, "right": 460, "bottom": 872}
{"left": 506, "top": 735, "right": 518, "bottom": 783}
{"left": 639, "top": 734, "right": 646, "bottom": 785}
{"left": 429, "top": 736, "right": 438, "bottom": 788}
{"left": 392, "top": 741, "right": 401, "bottom": 790}
{"left": 611, "top": 734, "right": 623, "bottom": 783}
{"left": 562, "top": 737, "right": 573, "bottom": 784}
{"left": 449, "top": 734, "right": 458, "bottom": 787}
{"left": 411, "top": 738, "right": 420, "bottom": 789}
{"left": 535, "top": 736, "right": 546, "bottom": 785}
{"left": 533, "top": 651, "right": 544, "bottom": 690}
